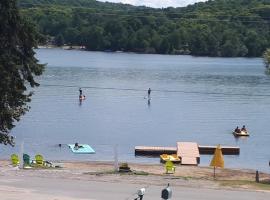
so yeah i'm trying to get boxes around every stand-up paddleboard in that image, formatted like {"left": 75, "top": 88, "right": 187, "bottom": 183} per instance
{"left": 68, "top": 144, "right": 95, "bottom": 154}
{"left": 144, "top": 96, "right": 151, "bottom": 100}
{"left": 79, "top": 95, "right": 86, "bottom": 100}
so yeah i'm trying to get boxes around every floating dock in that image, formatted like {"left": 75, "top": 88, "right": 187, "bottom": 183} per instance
{"left": 135, "top": 143, "right": 240, "bottom": 157}
{"left": 198, "top": 145, "right": 240, "bottom": 155}
{"left": 135, "top": 146, "right": 177, "bottom": 156}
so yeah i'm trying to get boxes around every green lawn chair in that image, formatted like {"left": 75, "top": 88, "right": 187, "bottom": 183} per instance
{"left": 35, "top": 154, "right": 44, "bottom": 166}
{"left": 11, "top": 154, "right": 19, "bottom": 166}
{"left": 23, "top": 154, "right": 31, "bottom": 166}
{"left": 165, "top": 160, "right": 176, "bottom": 174}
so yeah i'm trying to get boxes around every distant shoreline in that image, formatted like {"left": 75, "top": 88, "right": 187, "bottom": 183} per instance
{"left": 36, "top": 45, "right": 262, "bottom": 58}
{"left": 37, "top": 45, "right": 84, "bottom": 50}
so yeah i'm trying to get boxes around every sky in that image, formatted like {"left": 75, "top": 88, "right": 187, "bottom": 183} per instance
{"left": 98, "top": 0, "right": 208, "bottom": 8}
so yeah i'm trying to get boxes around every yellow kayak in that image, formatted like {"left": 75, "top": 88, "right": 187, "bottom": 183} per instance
{"left": 160, "top": 154, "right": 181, "bottom": 163}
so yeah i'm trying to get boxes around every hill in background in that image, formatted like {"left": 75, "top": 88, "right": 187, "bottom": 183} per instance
{"left": 19, "top": 0, "right": 270, "bottom": 57}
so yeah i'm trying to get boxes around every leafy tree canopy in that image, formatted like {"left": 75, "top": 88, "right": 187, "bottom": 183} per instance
{"left": 263, "top": 48, "right": 270, "bottom": 69}
{"left": 18, "top": 0, "right": 270, "bottom": 57}
{"left": 0, "top": 0, "right": 44, "bottom": 145}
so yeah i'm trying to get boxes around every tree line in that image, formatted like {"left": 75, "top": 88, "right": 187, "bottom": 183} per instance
{"left": 264, "top": 49, "right": 270, "bottom": 70}
{"left": 0, "top": 0, "right": 44, "bottom": 145}
{"left": 19, "top": 0, "right": 270, "bottom": 57}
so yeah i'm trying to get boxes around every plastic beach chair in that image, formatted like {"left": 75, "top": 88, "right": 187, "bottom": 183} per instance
{"left": 165, "top": 160, "right": 175, "bottom": 174}
{"left": 11, "top": 154, "right": 19, "bottom": 166}
{"left": 34, "top": 154, "right": 53, "bottom": 167}
{"left": 35, "top": 154, "right": 44, "bottom": 166}
{"left": 23, "top": 154, "right": 31, "bottom": 166}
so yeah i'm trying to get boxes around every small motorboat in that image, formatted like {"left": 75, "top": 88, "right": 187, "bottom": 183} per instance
{"left": 233, "top": 131, "right": 249, "bottom": 137}
{"left": 160, "top": 154, "right": 181, "bottom": 163}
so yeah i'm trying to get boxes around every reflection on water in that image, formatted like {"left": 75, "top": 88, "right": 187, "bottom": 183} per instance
{"left": 1, "top": 49, "right": 270, "bottom": 172}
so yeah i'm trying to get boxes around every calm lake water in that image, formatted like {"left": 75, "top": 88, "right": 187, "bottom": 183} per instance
{"left": 1, "top": 49, "right": 270, "bottom": 172}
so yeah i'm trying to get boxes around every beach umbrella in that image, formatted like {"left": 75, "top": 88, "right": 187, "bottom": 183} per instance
{"left": 210, "top": 144, "right": 224, "bottom": 178}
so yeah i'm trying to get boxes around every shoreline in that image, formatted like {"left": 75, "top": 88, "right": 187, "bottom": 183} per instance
{"left": 35, "top": 45, "right": 262, "bottom": 58}
{"left": 1, "top": 160, "right": 269, "bottom": 192}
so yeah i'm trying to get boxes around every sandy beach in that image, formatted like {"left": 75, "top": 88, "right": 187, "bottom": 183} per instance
{"left": 0, "top": 160, "right": 270, "bottom": 199}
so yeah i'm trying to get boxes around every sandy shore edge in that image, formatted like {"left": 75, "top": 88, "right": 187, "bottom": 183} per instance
{"left": 1, "top": 160, "right": 269, "bottom": 192}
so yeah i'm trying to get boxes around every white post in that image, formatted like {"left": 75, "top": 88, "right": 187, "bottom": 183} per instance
{"left": 114, "top": 144, "right": 119, "bottom": 172}
{"left": 19, "top": 140, "right": 24, "bottom": 169}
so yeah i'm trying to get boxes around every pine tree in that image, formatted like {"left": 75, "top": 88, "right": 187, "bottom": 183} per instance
{"left": 0, "top": 0, "right": 44, "bottom": 145}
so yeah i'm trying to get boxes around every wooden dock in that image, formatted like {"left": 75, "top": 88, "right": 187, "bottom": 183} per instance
{"left": 199, "top": 145, "right": 240, "bottom": 155}
{"left": 177, "top": 142, "right": 200, "bottom": 165}
{"left": 135, "top": 144, "right": 239, "bottom": 157}
{"left": 135, "top": 146, "right": 177, "bottom": 156}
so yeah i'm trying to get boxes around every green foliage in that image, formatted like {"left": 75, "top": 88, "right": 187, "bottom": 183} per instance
{"left": 19, "top": 0, "right": 270, "bottom": 57}
{"left": 0, "top": 0, "right": 44, "bottom": 145}
{"left": 55, "top": 34, "right": 65, "bottom": 46}
{"left": 263, "top": 49, "right": 270, "bottom": 69}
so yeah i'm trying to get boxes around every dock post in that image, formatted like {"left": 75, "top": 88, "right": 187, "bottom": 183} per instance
{"left": 114, "top": 144, "right": 119, "bottom": 172}
{"left": 255, "top": 170, "right": 259, "bottom": 183}
{"left": 19, "top": 140, "right": 24, "bottom": 169}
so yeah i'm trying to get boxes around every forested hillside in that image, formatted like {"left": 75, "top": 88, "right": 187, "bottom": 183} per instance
{"left": 19, "top": 0, "right": 270, "bottom": 57}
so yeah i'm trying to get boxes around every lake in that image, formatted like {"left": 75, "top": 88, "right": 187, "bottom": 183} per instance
{"left": 1, "top": 48, "right": 270, "bottom": 172}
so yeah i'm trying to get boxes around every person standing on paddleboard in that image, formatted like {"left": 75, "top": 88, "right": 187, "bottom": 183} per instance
{"left": 79, "top": 88, "right": 82, "bottom": 98}
{"left": 148, "top": 88, "right": 151, "bottom": 99}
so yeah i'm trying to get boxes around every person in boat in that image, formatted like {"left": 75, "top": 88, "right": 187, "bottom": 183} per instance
{"left": 241, "top": 125, "right": 247, "bottom": 133}
{"left": 234, "top": 126, "right": 241, "bottom": 133}
{"left": 147, "top": 88, "right": 151, "bottom": 99}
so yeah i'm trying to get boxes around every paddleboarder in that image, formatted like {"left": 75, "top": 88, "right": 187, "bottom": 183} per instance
{"left": 79, "top": 88, "right": 82, "bottom": 98}
{"left": 147, "top": 88, "right": 151, "bottom": 99}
